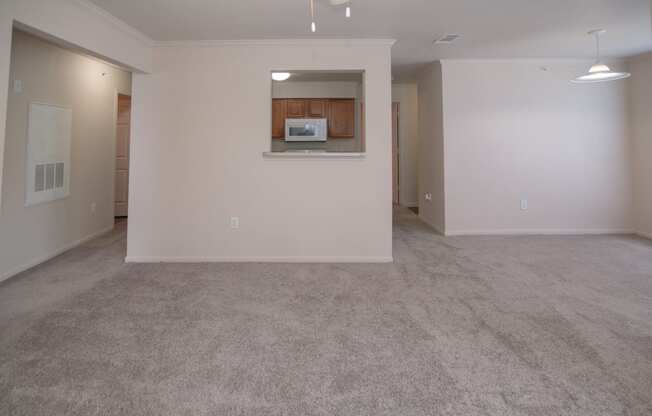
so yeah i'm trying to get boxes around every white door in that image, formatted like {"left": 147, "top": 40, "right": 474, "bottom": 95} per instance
{"left": 115, "top": 94, "right": 131, "bottom": 217}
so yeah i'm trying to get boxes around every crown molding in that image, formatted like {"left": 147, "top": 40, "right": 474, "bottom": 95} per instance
{"left": 153, "top": 39, "right": 397, "bottom": 48}
{"left": 71, "top": 0, "right": 155, "bottom": 46}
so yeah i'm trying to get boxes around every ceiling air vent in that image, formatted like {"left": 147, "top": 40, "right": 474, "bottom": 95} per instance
{"left": 434, "top": 34, "right": 461, "bottom": 44}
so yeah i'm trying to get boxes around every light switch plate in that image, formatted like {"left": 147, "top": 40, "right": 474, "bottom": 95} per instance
{"left": 520, "top": 199, "right": 528, "bottom": 210}
{"left": 230, "top": 217, "right": 240, "bottom": 229}
{"left": 13, "top": 79, "right": 22, "bottom": 93}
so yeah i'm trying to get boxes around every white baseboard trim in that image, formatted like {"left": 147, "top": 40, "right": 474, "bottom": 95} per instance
{"left": 445, "top": 228, "right": 635, "bottom": 237}
{"left": 125, "top": 256, "right": 394, "bottom": 264}
{"left": 637, "top": 230, "right": 652, "bottom": 240}
{"left": 0, "top": 225, "right": 115, "bottom": 284}
{"left": 418, "top": 216, "right": 445, "bottom": 235}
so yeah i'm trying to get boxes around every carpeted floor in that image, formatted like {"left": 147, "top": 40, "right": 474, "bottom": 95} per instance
{"left": 1, "top": 208, "right": 652, "bottom": 415}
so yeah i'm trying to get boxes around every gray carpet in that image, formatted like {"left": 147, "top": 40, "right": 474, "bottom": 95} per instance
{"left": 1, "top": 208, "right": 652, "bottom": 415}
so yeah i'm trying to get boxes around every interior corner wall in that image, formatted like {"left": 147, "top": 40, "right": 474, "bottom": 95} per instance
{"left": 0, "top": 0, "right": 152, "bottom": 208}
{"left": 628, "top": 53, "right": 652, "bottom": 239}
{"left": 391, "top": 83, "right": 419, "bottom": 208}
{"left": 440, "top": 60, "right": 633, "bottom": 235}
{"left": 0, "top": 30, "right": 132, "bottom": 282}
{"left": 416, "top": 62, "right": 445, "bottom": 233}
{"left": 127, "top": 42, "right": 393, "bottom": 262}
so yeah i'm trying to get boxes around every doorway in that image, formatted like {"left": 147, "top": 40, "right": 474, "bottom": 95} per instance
{"left": 392, "top": 102, "right": 400, "bottom": 205}
{"left": 115, "top": 94, "right": 131, "bottom": 218}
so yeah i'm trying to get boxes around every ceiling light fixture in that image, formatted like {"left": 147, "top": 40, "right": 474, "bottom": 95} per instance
{"left": 434, "top": 34, "right": 461, "bottom": 45}
{"left": 310, "top": 0, "right": 316, "bottom": 32}
{"left": 323, "top": 0, "right": 352, "bottom": 27}
{"left": 272, "top": 72, "right": 292, "bottom": 81}
{"left": 572, "top": 29, "right": 631, "bottom": 83}
{"left": 329, "top": 0, "right": 351, "bottom": 11}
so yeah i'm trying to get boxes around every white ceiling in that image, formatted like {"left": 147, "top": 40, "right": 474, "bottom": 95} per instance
{"left": 87, "top": 0, "right": 652, "bottom": 79}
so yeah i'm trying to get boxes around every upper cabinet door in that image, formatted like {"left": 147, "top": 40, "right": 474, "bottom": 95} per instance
{"left": 272, "top": 99, "right": 287, "bottom": 139}
{"left": 307, "top": 99, "right": 326, "bottom": 118}
{"left": 286, "top": 99, "right": 307, "bottom": 118}
{"left": 328, "top": 99, "right": 355, "bottom": 138}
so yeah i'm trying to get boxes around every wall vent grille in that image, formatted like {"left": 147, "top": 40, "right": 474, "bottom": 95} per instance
{"left": 34, "top": 162, "right": 65, "bottom": 192}
{"left": 434, "top": 34, "right": 461, "bottom": 44}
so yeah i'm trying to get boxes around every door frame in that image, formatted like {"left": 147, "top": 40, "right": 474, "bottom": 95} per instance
{"left": 114, "top": 92, "right": 131, "bottom": 221}
{"left": 392, "top": 102, "right": 400, "bottom": 205}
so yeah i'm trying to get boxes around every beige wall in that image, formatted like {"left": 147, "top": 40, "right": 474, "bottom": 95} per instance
{"left": 0, "top": 0, "right": 151, "bottom": 207}
{"left": 127, "top": 41, "right": 393, "bottom": 262}
{"left": 391, "top": 83, "right": 419, "bottom": 207}
{"left": 271, "top": 80, "right": 362, "bottom": 152}
{"left": 628, "top": 53, "right": 652, "bottom": 239}
{"left": 272, "top": 80, "right": 360, "bottom": 98}
{"left": 441, "top": 60, "right": 633, "bottom": 235}
{"left": 0, "top": 31, "right": 132, "bottom": 281}
{"left": 417, "top": 63, "right": 445, "bottom": 233}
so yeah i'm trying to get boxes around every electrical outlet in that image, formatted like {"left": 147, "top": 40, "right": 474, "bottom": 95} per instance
{"left": 90, "top": 202, "right": 97, "bottom": 214}
{"left": 230, "top": 217, "right": 240, "bottom": 229}
{"left": 424, "top": 193, "right": 433, "bottom": 202}
{"left": 520, "top": 199, "right": 528, "bottom": 211}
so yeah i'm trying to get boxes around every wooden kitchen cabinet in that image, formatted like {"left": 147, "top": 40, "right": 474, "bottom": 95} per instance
{"left": 271, "top": 98, "right": 356, "bottom": 139}
{"left": 286, "top": 99, "right": 307, "bottom": 118}
{"left": 271, "top": 99, "right": 287, "bottom": 139}
{"left": 328, "top": 99, "right": 355, "bottom": 138}
{"left": 306, "top": 99, "right": 326, "bottom": 118}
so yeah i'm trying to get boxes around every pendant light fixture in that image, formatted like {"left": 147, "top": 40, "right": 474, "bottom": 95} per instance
{"left": 572, "top": 29, "right": 631, "bottom": 83}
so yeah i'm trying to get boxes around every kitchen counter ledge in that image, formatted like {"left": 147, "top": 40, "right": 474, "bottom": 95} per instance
{"left": 263, "top": 152, "right": 366, "bottom": 160}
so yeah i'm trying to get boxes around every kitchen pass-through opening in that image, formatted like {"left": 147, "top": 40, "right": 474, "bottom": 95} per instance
{"left": 269, "top": 70, "right": 365, "bottom": 154}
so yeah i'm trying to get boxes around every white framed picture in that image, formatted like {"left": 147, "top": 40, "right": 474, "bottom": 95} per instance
{"left": 25, "top": 103, "right": 72, "bottom": 207}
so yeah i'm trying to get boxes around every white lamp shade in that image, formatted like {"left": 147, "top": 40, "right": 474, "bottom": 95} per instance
{"left": 572, "top": 63, "right": 631, "bottom": 83}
